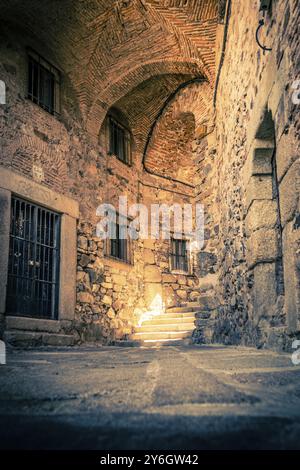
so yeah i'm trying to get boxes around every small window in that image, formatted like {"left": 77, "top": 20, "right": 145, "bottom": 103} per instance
{"left": 27, "top": 50, "right": 60, "bottom": 116}
{"left": 109, "top": 116, "right": 132, "bottom": 165}
{"left": 106, "top": 214, "right": 132, "bottom": 264}
{"left": 170, "top": 238, "right": 189, "bottom": 273}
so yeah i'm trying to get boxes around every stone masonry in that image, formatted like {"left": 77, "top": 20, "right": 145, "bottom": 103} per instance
{"left": 0, "top": 0, "right": 299, "bottom": 351}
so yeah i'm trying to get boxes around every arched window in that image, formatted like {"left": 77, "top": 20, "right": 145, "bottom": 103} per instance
{"left": 107, "top": 108, "right": 132, "bottom": 166}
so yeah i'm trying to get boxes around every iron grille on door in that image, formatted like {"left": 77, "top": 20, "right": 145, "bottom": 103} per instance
{"left": 6, "top": 197, "right": 61, "bottom": 319}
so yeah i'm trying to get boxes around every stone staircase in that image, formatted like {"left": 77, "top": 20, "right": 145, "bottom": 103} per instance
{"left": 131, "top": 308, "right": 196, "bottom": 346}
{"left": 116, "top": 302, "right": 202, "bottom": 347}
{"left": 116, "top": 297, "right": 217, "bottom": 347}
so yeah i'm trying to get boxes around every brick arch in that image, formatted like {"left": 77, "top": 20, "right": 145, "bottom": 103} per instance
{"left": 143, "top": 80, "right": 213, "bottom": 184}
{"left": 86, "top": 59, "right": 206, "bottom": 139}
{"left": 0, "top": 1, "right": 219, "bottom": 139}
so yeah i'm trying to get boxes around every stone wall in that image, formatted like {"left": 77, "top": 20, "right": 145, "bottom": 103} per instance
{"left": 0, "top": 24, "right": 206, "bottom": 344}
{"left": 0, "top": 28, "right": 147, "bottom": 343}
{"left": 1, "top": 0, "right": 299, "bottom": 351}
{"left": 207, "top": 0, "right": 300, "bottom": 350}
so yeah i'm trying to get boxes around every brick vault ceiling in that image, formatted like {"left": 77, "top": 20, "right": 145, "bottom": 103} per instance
{"left": 0, "top": 0, "right": 219, "bottom": 136}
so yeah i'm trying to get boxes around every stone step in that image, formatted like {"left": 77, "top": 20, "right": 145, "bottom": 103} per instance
{"left": 141, "top": 315, "right": 196, "bottom": 325}
{"left": 6, "top": 316, "right": 62, "bottom": 334}
{"left": 4, "top": 330, "right": 75, "bottom": 347}
{"left": 182, "top": 297, "right": 218, "bottom": 311}
{"left": 166, "top": 306, "right": 202, "bottom": 314}
{"left": 136, "top": 322, "right": 195, "bottom": 333}
{"left": 139, "top": 337, "right": 192, "bottom": 347}
{"left": 111, "top": 340, "right": 141, "bottom": 348}
{"left": 183, "top": 301, "right": 203, "bottom": 307}
{"left": 131, "top": 330, "right": 192, "bottom": 341}
{"left": 113, "top": 337, "right": 192, "bottom": 348}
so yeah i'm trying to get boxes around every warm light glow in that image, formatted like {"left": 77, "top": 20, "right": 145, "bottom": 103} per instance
{"left": 138, "top": 294, "right": 164, "bottom": 326}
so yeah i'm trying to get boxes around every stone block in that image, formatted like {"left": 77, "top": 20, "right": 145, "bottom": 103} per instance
{"left": 107, "top": 308, "right": 115, "bottom": 319}
{"left": 102, "top": 282, "right": 113, "bottom": 289}
{"left": 189, "top": 291, "right": 200, "bottom": 302}
{"left": 279, "top": 159, "right": 300, "bottom": 228}
{"left": 144, "top": 283, "right": 163, "bottom": 310}
{"left": 77, "top": 292, "right": 94, "bottom": 304}
{"left": 245, "top": 200, "right": 278, "bottom": 235}
{"left": 251, "top": 263, "right": 277, "bottom": 320}
{"left": 246, "top": 229, "right": 279, "bottom": 268}
{"left": 276, "top": 130, "right": 299, "bottom": 182}
{"left": 177, "top": 275, "right": 187, "bottom": 285}
{"left": 111, "top": 274, "right": 127, "bottom": 286}
{"left": 282, "top": 221, "right": 300, "bottom": 332}
{"left": 176, "top": 289, "right": 188, "bottom": 300}
{"left": 78, "top": 236, "right": 88, "bottom": 251}
{"left": 143, "top": 238, "right": 155, "bottom": 250}
{"left": 162, "top": 274, "right": 176, "bottom": 283}
{"left": 252, "top": 148, "right": 273, "bottom": 175}
{"left": 102, "top": 295, "right": 113, "bottom": 306}
{"left": 243, "top": 139, "right": 274, "bottom": 186}
{"left": 143, "top": 248, "right": 155, "bottom": 265}
{"left": 59, "top": 214, "right": 77, "bottom": 321}
{"left": 0, "top": 188, "right": 10, "bottom": 314}
{"left": 162, "top": 286, "right": 177, "bottom": 308}
{"left": 144, "top": 265, "right": 161, "bottom": 283}
{"left": 197, "top": 251, "right": 217, "bottom": 277}
{"left": 245, "top": 176, "right": 273, "bottom": 211}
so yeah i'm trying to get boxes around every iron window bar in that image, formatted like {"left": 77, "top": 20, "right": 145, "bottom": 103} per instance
{"left": 6, "top": 196, "right": 61, "bottom": 320}
{"left": 27, "top": 49, "right": 61, "bottom": 116}
{"left": 170, "top": 238, "right": 189, "bottom": 273}
{"left": 109, "top": 116, "right": 132, "bottom": 165}
{"left": 106, "top": 212, "right": 132, "bottom": 265}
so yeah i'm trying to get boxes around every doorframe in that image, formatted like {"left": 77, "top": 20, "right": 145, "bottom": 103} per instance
{"left": 0, "top": 167, "right": 79, "bottom": 325}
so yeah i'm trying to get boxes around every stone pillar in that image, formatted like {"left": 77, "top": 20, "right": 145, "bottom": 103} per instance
{"left": 279, "top": 158, "right": 300, "bottom": 332}
{"left": 0, "top": 188, "right": 11, "bottom": 338}
{"left": 244, "top": 140, "right": 280, "bottom": 321}
{"left": 59, "top": 214, "right": 78, "bottom": 321}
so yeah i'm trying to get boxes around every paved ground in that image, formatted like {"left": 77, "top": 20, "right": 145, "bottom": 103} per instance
{"left": 1, "top": 344, "right": 300, "bottom": 450}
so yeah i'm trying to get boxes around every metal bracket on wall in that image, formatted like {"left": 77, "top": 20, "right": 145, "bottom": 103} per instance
{"left": 256, "top": 1, "right": 272, "bottom": 52}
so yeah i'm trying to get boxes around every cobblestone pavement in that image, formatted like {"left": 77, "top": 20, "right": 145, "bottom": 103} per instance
{"left": 1, "top": 344, "right": 300, "bottom": 450}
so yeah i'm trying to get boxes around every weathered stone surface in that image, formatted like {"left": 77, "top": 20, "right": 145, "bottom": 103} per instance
{"left": 107, "top": 308, "right": 116, "bottom": 319}
{"left": 0, "top": 0, "right": 299, "bottom": 351}
{"left": 245, "top": 200, "right": 278, "bottom": 235}
{"left": 162, "top": 274, "right": 176, "bottom": 283}
{"left": 247, "top": 229, "right": 279, "bottom": 268}
{"left": 79, "top": 254, "right": 91, "bottom": 268}
{"left": 251, "top": 263, "right": 278, "bottom": 320}
{"left": 282, "top": 221, "right": 300, "bottom": 332}
{"left": 143, "top": 249, "right": 155, "bottom": 265}
{"left": 102, "top": 295, "right": 113, "bottom": 306}
{"left": 111, "top": 274, "right": 127, "bottom": 286}
{"left": 144, "top": 283, "right": 163, "bottom": 309}
{"left": 197, "top": 252, "right": 218, "bottom": 277}
{"left": 77, "top": 292, "right": 94, "bottom": 304}
{"left": 245, "top": 176, "right": 273, "bottom": 211}
{"left": 176, "top": 290, "right": 188, "bottom": 300}
{"left": 144, "top": 265, "right": 161, "bottom": 283}
{"left": 279, "top": 160, "right": 300, "bottom": 228}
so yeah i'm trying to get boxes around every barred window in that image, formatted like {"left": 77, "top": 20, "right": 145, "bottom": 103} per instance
{"left": 170, "top": 238, "right": 189, "bottom": 273}
{"left": 28, "top": 50, "right": 60, "bottom": 116}
{"left": 109, "top": 116, "right": 132, "bottom": 165}
{"left": 106, "top": 215, "right": 132, "bottom": 264}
